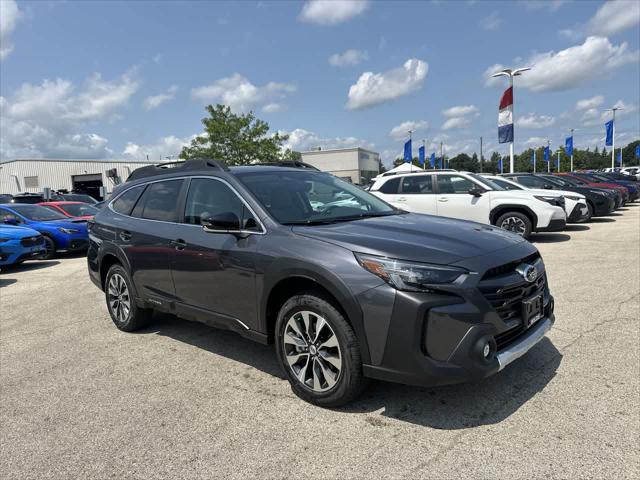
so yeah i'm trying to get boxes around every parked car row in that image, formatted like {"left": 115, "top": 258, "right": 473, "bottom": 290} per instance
{"left": 0, "top": 201, "right": 96, "bottom": 265}
{"left": 367, "top": 169, "right": 636, "bottom": 239}
{"left": 0, "top": 191, "right": 99, "bottom": 205}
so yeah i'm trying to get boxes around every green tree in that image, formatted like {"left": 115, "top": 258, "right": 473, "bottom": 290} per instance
{"left": 180, "top": 104, "right": 291, "bottom": 164}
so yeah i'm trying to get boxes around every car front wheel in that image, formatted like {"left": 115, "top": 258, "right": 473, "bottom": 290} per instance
{"left": 496, "top": 211, "right": 532, "bottom": 239}
{"left": 275, "top": 292, "right": 367, "bottom": 407}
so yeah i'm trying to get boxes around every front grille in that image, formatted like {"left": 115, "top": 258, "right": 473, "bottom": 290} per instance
{"left": 20, "top": 236, "right": 43, "bottom": 247}
{"left": 482, "top": 252, "right": 540, "bottom": 280}
{"left": 479, "top": 275, "right": 546, "bottom": 324}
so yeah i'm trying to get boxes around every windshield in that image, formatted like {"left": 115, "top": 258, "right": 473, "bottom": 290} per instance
{"left": 59, "top": 203, "right": 98, "bottom": 217}
{"left": 468, "top": 174, "right": 505, "bottom": 191}
{"left": 8, "top": 205, "right": 68, "bottom": 221}
{"left": 236, "top": 170, "right": 398, "bottom": 225}
{"left": 62, "top": 194, "right": 98, "bottom": 204}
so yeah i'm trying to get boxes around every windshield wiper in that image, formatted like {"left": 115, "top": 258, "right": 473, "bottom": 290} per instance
{"left": 283, "top": 211, "right": 403, "bottom": 226}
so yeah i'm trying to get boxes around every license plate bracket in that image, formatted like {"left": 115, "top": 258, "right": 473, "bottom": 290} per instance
{"left": 522, "top": 293, "right": 543, "bottom": 328}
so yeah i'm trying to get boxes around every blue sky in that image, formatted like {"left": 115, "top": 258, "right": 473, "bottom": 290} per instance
{"left": 1, "top": 0, "right": 639, "bottom": 166}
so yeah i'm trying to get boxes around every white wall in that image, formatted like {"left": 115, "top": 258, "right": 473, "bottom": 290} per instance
{"left": 301, "top": 149, "right": 379, "bottom": 183}
{"left": 0, "top": 160, "right": 158, "bottom": 195}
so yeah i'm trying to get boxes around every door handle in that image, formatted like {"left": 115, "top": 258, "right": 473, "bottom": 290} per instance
{"left": 397, "top": 197, "right": 407, "bottom": 202}
{"left": 170, "top": 239, "right": 187, "bottom": 251}
{"left": 119, "top": 230, "right": 132, "bottom": 241}
{"left": 438, "top": 198, "right": 449, "bottom": 202}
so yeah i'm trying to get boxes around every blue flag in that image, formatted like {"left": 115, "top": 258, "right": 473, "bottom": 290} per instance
{"left": 617, "top": 149, "right": 622, "bottom": 165}
{"left": 565, "top": 136, "right": 573, "bottom": 156}
{"left": 430, "top": 152, "right": 435, "bottom": 168}
{"left": 498, "top": 158, "right": 503, "bottom": 172}
{"left": 635, "top": 145, "right": 640, "bottom": 158}
{"left": 543, "top": 146, "right": 550, "bottom": 162}
{"left": 605, "top": 120, "right": 614, "bottom": 146}
{"left": 418, "top": 145, "right": 425, "bottom": 165}
{"left": 531, "top": 150, "right": 536, "bottom": 165}
{"left": 403, "top": 139, "right": 412, "bottom": 162}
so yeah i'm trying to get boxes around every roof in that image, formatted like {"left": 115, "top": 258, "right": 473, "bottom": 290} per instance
{"left": 38, "top": 201, "right": 86, "bottom": 206}
{"left": 300, "top": 147, "right": 379, "bottom": 156}
{"left": 0, "top": 158, "right": 163, "bottom": 165}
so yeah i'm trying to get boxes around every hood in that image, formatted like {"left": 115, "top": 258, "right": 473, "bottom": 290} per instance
{"left": 524, "top": 188, "right": 584, "bottom": 199}
{"left": 0, "top": 225, "right": 42, "bottom": 239}
{"left": 293, "top": 213, "right": 525, "bottom": 265}
{"left": 35, "top": 219, "right": 88, "bottom": 232}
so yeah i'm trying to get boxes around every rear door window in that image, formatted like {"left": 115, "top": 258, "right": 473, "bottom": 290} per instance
{"left": 400, "top": 175, "right": 433, "bottom": 194}
{"left": 132, "top": 180, "right": 184, "bottom": 222}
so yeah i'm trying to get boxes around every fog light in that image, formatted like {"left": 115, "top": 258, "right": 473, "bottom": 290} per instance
{"left": 483, "top": 342, "right": 491, "bottom": 358}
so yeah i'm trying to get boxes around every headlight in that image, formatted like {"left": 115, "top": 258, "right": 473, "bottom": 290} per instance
{"left": 534, "top": 195, "right": 562, "bottom": 206}
{"left": 0, "top": 237, "right": 9, "bottom": 243}
{"left": 565, "top": 195, "right": 582, "bottom": 201}
{"left": 57, "top": 227, "right": 80, "bottom": 234}
{"left": 355, "top": 253, "right": 467, "bottom": 291}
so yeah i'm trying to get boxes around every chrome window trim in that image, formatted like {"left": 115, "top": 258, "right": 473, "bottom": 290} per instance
{"left": 108, "top": 175, "right": 267, "bottom": 235}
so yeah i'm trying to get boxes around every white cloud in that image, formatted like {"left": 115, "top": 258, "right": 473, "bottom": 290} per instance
{"left": 576, "top": 95, "right": 604, "bottom": 110}
{"left": 389, "top": 120, "right": 429, "bottom": 140}
{"left": 123, "top": 134, "right": 197, "bottom": 160}
{"left": 483, "top": 36, "right": 639, "bottom": 92}
{"left": 329, "top": 49, "right": 368, "bottom": 66}
{"left": 520, "top": 0, "right": 566, "bottom": 12}
{"left": 299, "top": 0, "right": 369, "bottom": 25}
{"left": 0, "top": 0, "right": 21, "bottom": 60}
{"left": 525, "top": 136, "right": 548, "bottom": 146}
{"left": 143, "top": 85, "right": 178, "bottom": 111}
{"left": 346, "top": 58, "right": 428, "bottom": 110}
{"left": 191, "top": 73, "right": 296, "bottom": 113}
{"left": 442, "top": 105, "right": 479, "bottom": 118}
{"left": 479, "top": 12, "right": 501, "bottom": 31}
{"left": 585, "top": 0, "right": 640, "bottom": 37}
{"left": 262, "top": 102, "right": 287, "bottom": 113}
{"left": 280, "top": 128, "right": 373, "bottom": 152}
{"left": 578, "top": 99, "right": 638, "bottom": 127}
{"left": 442, "top": 117, "right": 471, "bottom": 130}
{"left": 516, "top": 113, "right": 556, "bottom": 129}
{"left": 440, "top": 105, "right": 479, "bottom": 130}
{"left": 0, "top": 70, "right": 139, "bottom": 159}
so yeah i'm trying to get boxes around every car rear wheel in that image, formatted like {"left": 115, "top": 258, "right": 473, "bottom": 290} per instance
{"left": 496, "top": 212, "right": 532, "bottom": 239}
{"left": 40, "top": 236, "right": 56, "bottom": 260}
{"left": 275, "top": 292, "right": 367, "bottom": 407}
{"left": 104, "top": 264, "right": 152, "bottom": 332}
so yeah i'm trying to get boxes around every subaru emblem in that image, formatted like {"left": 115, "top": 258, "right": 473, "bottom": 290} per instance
{"left": 517, "top": 263, "right": 538, "bottom": 283}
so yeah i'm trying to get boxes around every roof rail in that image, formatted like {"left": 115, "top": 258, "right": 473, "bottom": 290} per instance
{"left": 126, "top": 159, "right": 229, "bottom": 181}
{"left": 252, "top": 160, "right": 320, "bottom": 171}
{"left": 380, "top": 168, "right": 457, "bottom": 177}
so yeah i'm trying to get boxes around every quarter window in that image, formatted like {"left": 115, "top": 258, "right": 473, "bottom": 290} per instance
{"left": 437, "top": 175, "right": 475, "bottom": 194}
{"left": 184, "top": 178, "right": 258, "bottom": 230}
{"left": 401, "top": 175, "right": 433, "bottom": 194}
{"left": 133, "top": 180, "right": 183, "bottom": 222}
{"left": 112, "top": 185, "right": 145, "bottom": 216}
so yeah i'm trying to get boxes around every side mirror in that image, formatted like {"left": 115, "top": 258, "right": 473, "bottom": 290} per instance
{"left": 203, "top": 212, "right": 241, "bottom": 232}
{"left": 468, "top": 187, "right": 484, "bottom": 197}
{"left": 3, "top": 216, "right": 18, "bottom": 225}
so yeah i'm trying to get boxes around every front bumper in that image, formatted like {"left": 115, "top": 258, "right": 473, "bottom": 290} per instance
{"left": 0, "top": 240, "right": 46, "bottom": 266}
{"left": 56, "top": 234, "right": 89, "bottom": 252}
{"left": 359, "top": 248, "right": 555, "bottom": 387}
{"left": 536, "top": 218, "right": 566, "bottom": 232}
{"left": 567, "top": 202, "right": 589, "bottom": 222}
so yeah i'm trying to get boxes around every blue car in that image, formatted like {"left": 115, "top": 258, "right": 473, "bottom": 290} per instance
{"left": 0, "top": 204, "right": 89, "bottom": 260}
{"left": 0, "top": 225, "right": 46, "bottom": 267}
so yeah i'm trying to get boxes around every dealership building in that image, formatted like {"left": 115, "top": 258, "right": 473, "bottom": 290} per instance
{"left": 300, "top": 147, "right": 381, "bottom": 184}
{"left": 0, "top": 159, "right": 159, "bottom": 200}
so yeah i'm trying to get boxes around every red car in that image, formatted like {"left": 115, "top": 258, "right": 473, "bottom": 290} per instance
{"left": 556, "top": 173, "right": 628, "bottom": 207}
{"left": 38, "top": 201, "right": 99, "bottom": 220}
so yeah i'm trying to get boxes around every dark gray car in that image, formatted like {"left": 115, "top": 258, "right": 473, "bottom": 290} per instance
{"left": 88, "top": 160, "right": 555, "bottom": 406}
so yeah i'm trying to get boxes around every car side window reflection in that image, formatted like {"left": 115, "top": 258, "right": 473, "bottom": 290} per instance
{"left": 184, "top": 178, "right": 258, "bottom": 230}
{"left": 401, "top": 175, "right": 433, "bottom": 194}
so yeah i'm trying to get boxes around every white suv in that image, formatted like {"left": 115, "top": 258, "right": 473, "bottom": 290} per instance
{"left": 482, "top": 175, "right": 590, "bottom": 223}
{"left": 370, "top": 171, "right": 567, "bottom": 238}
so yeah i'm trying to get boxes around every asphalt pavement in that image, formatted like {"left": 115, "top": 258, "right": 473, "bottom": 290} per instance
{"left": 1, "top": 205, "right": 638, "bottom": 479}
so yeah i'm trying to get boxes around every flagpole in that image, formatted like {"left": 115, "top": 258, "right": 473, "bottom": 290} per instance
{"left": 479, "top": 136, "right": 483, "bottom": 173}
{"left": 440, "top": 142, "right": 443, "bottom": 169}
{"left": 557, "top": 150, "right": 560, "bottom": 173}
{"left": 547, "top": 140, "right": 550, "bottom": 173}
{"left": 570, "top": 128, "right": 574, "bottom": 172}
{"left": 533, "top": 150, "right": 536, "bottom": 173}
{"left": 422, "top": 139, "right": 426, "bottom": 170}
{"left": 611, "top": 109, "right": 615, "bottom": 170}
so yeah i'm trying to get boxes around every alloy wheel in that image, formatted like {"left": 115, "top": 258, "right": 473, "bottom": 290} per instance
{"left": 283, "top": 310, "right": 342, "bottom": 392}
{"left": 108, "top": 273, "right": 131, "bottom": 324}
{"left": 500, "top": 216, "right": 527, "bottom": 236}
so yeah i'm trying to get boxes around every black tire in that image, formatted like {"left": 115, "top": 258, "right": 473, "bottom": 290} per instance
{"left": 275, "top": 292, "right": 367, "bottom": 407}
{"left": 495, "top": 211, "right": 533, "bottom": 239}
{"left": 104, "top": 263, "right": 153, "bottom": 332}
{"left": 40, "top": 236, "right": 56, "bottom": 260}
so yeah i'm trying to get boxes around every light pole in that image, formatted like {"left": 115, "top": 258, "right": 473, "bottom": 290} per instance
{"left": 422, "top": 139, "right": 426, "bottom": 170}
{"left": 605, "top": 107, "right": 622, "bottom": 169}
{"left": 479, "top": 136, "right": 483, "bottom": 173}
{"left": 570, "top": 128, "right": 574, "bottom": 172}
{"left": 439, "top": 142, "right": 443, "bottom": 169}
{"left": 492, "top": 67, "right": 531, "bottom": 173}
